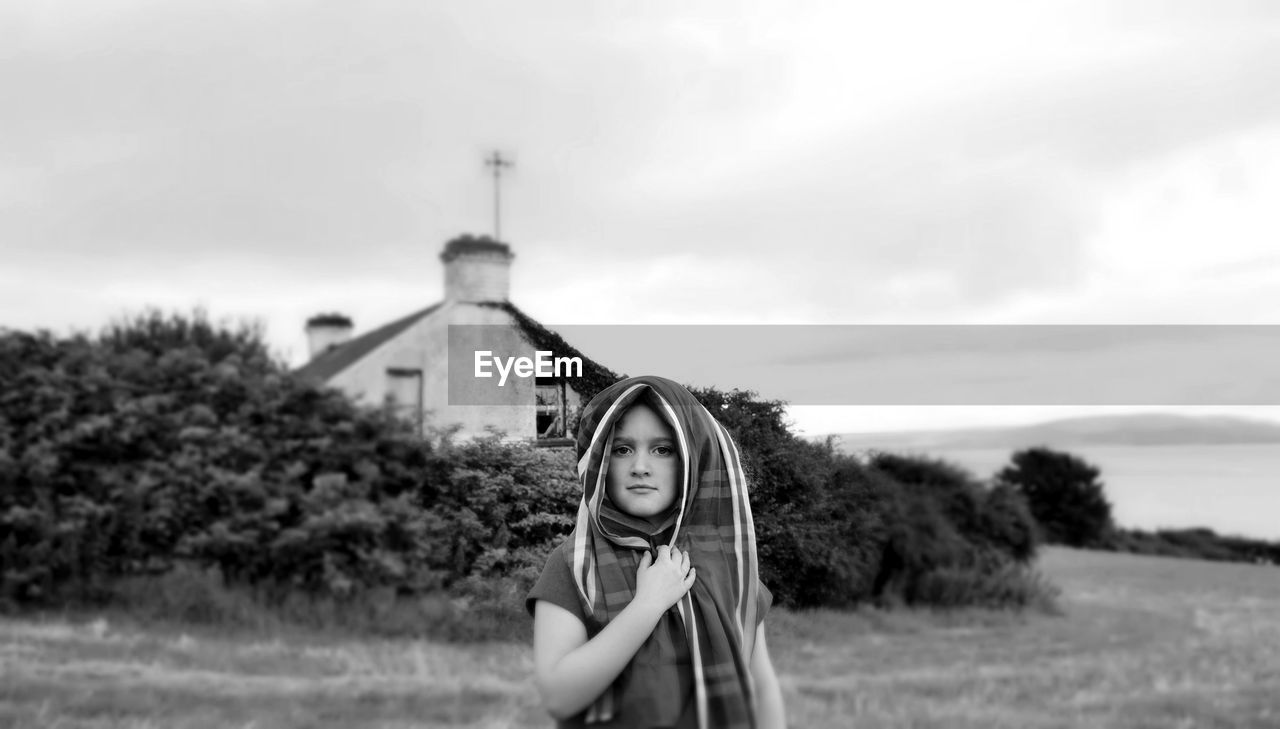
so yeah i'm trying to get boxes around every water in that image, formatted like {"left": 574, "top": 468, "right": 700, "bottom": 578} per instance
{"left": 895, "top": 444, "right": 1280, "bottom": 541}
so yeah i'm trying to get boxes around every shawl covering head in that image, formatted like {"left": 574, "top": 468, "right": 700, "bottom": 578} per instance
{"left": 567, "top": 375, "right": 761, "bottom": 729}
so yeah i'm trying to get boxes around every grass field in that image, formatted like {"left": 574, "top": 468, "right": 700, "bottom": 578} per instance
{"left": 3, "top": 547, "right": 1279, "bottom": 728}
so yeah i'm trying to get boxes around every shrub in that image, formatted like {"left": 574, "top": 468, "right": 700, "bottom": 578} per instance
{"left": 910, "top": 560, "right": 1061, "bottom": 612}
{"left": 1109, "top": 527, "right": 1280, "bottom": 564}
{"left": 869, "top": 453, "right": 988, "bottom": 546}
{"left": 979, "top": 483, "right": 1040, "bottom": 562}
{"left": 865, "top": 452, "right": 1042, "bottom": 607}
{"left": 997, "top": 447, "right": 1113, "bottom": 548}
{"left": 678, "top": 391, "right": 1047, "bottom": 610}
{"left": 0, "top": 311, "right": 1066, "bottom": 623}
{"left": 686, "top": 387, "right": 896, "bottom": 608}
{"left": 423, "top": 435, "right": 577, "bottom": 587}
{"left": 0, "top": 313, "right": 439, "bottom": 603}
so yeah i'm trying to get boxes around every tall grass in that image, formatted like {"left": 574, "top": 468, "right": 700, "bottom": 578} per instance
{"left": 7, "top": 548, "right": 1279, "bottom": 728}
{"left": 63, "top": 564, "right": 531, "bottom": 643}
{"left": 88, "top": 562, "right": 1056, "bottom": 645}
{"left": 909, "top": 562, "right": 1062, "bottom": 612}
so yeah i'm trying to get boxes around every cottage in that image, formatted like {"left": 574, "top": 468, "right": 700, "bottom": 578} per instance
{"left": 295, "top": 235, "right": 616, "bottom": 444}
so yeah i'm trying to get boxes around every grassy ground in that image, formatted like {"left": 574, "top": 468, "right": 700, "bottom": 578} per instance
{"left": 2, "top": 547, "right": 1278, "bottom": 728}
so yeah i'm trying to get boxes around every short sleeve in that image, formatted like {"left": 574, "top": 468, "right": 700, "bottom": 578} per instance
{"left": 526, "top": 543, "right": 589, "bottom": 625}
{"left": 756, "top": 580, "right": 773, "bottom": 625}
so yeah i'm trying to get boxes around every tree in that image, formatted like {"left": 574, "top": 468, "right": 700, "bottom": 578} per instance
{"left": 996, "top": 447, "right": 1113, "bottom": 548}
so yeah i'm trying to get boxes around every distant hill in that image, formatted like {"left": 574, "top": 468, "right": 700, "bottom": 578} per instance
{"left": 828, "top": 413, "right": 1280, "bottom": 452}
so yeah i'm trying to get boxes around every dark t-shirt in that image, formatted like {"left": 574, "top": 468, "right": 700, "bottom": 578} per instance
{"left": 525, "top": 541, "right": 773, "bottom": 729}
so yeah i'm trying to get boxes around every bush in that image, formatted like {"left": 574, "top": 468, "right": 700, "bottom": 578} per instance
{"left": 993, "top": 447, "right": 1280, "bottom": 567}
{"left": 997, "top": 447, "right": 1113, "bottom": 548}
{"left": 686, "top": 388, "right": 895, "bottom": 608}
{"left": 423, "top": 435, "right": 577, "bottom": 588}
{"left": 910, "top": 560, "right": 1061, "bottom": 612}
{"left": 1108, "top": 527, "right": 1280, "bottom": 564}
{"left": 869, "top": 453, "right": 989, "bottom": 548}
{"left": 979, "top": 483, "right": 1040, "bottom": 562}
{"left": 682, "top": 389, "right": 1046, "bottom": 610}
{"left": 0, "top": 311, "right": 1065, "bottom": 623}
{"left": 865, "top": 452, "right": 1042, "bottom": 608}
{"left": 0, "top": 313, "right": 439, "bottom": 603}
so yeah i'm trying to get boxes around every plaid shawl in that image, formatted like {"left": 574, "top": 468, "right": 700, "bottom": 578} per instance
{"left": 566, "top": 376, "right": 761, "bottom": 728}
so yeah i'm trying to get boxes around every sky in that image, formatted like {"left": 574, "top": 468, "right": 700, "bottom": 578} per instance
{"left": 6, "top": 0, "right": 1280, "bottom": 435}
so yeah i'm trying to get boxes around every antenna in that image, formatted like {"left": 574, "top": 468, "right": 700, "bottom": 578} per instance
{"left": 484, "top": 151, "right": 514, "bottom": 241}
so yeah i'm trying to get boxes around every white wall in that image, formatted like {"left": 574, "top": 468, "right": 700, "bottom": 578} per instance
{"left": 327, "top": 301, "right": 541, "bottom": 440}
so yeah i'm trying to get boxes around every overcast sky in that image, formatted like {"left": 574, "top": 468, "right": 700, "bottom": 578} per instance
{"left": 6, "top": 1, "right": 1280, "bottom": 432}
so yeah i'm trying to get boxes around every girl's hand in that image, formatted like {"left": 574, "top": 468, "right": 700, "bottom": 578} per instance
{"left": 633, "top": 544, "right": 695, "bottom": 616}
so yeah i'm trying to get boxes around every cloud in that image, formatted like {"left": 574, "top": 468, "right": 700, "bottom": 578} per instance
{"left": 555, "top": 21, "right": 1280, "bottom": 321}
{"left": 5, "top": 0, "right": 1280, "bottom": 359}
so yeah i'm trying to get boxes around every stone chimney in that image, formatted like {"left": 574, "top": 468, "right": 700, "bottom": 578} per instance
{"left": 440, "top": 234, "right": 514, "bottom": 303}
{"left": 305, "top": 313, "right": 354, "bottom": 359}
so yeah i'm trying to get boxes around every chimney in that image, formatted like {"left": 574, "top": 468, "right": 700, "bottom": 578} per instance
{"left": 305, "top": 313, "right": 354, "bottom": 359}
{"left": 440, "top": 234, "right": 514, "bottom": 303}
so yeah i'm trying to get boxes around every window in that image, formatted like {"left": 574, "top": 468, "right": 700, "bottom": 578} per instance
{"left": 386, "top": 368, "right": 424, "bottom": 433}
{"left": 536, "top": 377, "right": 566, "bottom": 440}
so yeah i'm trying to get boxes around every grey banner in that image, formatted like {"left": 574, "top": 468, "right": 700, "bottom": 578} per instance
{"left": 447, "top": 325, "right": 1280, "bottom": 406}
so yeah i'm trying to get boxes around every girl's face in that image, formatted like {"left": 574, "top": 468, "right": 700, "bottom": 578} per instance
{"left": 605, "top": 401, "right": 681, "bottom": 525}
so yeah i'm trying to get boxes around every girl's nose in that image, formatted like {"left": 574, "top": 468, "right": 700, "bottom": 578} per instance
{"left": 632, "top": 454, "right": 651, "bottom": 476}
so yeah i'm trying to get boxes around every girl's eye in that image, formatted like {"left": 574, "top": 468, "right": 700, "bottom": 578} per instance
{"left": 612, "top": 445, "right": 633, "bottom": 456}
{"left": 653, "top": 445, "right": 673, "bottom": 456}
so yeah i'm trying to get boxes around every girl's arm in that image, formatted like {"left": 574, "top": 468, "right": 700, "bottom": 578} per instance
{"left": 533, "top": 545, "right": 695, "bottom": 720}
{"left": 751, "top": 622, "right": 787, "bottom": 729}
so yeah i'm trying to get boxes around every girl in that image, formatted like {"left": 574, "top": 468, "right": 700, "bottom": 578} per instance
{"left": 527, "top": 375, "right": 786, "bottom": 728}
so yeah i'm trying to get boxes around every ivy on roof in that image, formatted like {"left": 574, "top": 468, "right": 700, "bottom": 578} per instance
{"left": 479, "top": 301, "right": 623, "bottom": 403}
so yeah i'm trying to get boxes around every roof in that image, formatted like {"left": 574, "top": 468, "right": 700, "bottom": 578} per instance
{"left": 294, "top": 302, "right": 442, "bottom": 384}
{"left": 292, "top": 301, "right": 621, "bottom": 401}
